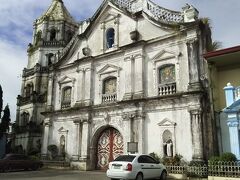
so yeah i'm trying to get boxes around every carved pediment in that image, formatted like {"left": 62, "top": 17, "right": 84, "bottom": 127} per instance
{"left": 58, "top": 76, "right": 76, "bottom": 85}
{"left": 158, "top": 118, "right": 176, "bottom": 127}
{"left": 101, "top": 11, "right": 120, "bottom": 23}
{"left": 58, "top": 127, "right": 68, "bottom": 133}
{"left": 152, "top": 50, "right": 177, "bottom": 62}
{"left": 97, "top": 64, "right": 122, "bottom": 76}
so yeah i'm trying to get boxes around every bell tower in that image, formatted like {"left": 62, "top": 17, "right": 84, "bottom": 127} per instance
{"left": 15, "top": 0, "right": 78, "bottom": 153}
{"left": 28, "top": 0, "right": 78, "bottom": 68}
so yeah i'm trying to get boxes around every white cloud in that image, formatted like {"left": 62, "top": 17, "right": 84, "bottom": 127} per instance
{"left": 0, "top": 39, "right": 27, "bottom": 120}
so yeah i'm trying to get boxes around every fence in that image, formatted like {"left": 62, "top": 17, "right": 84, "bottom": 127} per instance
{"left": 166, "top": 161, "right": 240, "bottom": 178}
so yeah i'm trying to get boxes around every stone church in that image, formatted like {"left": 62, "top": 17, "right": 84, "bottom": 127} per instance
{"left": 15, "top": 0, "right": 217, "bottom": 170}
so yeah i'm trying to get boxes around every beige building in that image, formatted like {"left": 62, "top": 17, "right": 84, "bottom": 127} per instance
{"left": 15, "top": 0, "right": 217, "bottom": 170}
{"left": 204, "top": 45, "right": 240, "bottom": 154}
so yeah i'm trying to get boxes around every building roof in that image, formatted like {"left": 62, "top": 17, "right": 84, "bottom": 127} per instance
{"left": 204, "top": 45, "right": 240, "bottom": 67}
{"left": 36, "top": 0, "right": 77, "bottom": 25}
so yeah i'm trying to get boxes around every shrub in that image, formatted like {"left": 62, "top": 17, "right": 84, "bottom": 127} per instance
{"left": 220, "top": 152, "right": 237, "bottom": 162}
{"left": 163, "top": 154, "right": 183, "bottom": 166}
{"left": 47, "top": 144, "right": 58, "bottom": 159}
{"left": 149, "top": 152, "right": 160, "bottom": 162}
{"left": 209, "top": 152, "right": 237, "bottom": 164}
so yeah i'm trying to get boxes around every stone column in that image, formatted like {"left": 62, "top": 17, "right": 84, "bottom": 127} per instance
{"left": 123, "top": 56, "right": 134, "bottom": 100}
{"left": 122, "top": 114, "right": 132, "bottom": 153}
{"left": 81, "top": 120, "right": 90, "bottom": 159}
{"left": 73, "top": 120, "right": 82, "bottom": 160}
{"left": 133, "top": 54, "right": 144, "bottom": 99}
{"left": 227, "top": 120, "right": 240, "bottom": 159}
{"left": 190, "top": 109, "right": 203, "bottom": 160}
{"left": 136, "top": 113, "right": 145, "bottom": 154}
{"left": 41, "top": 118, "right": 51, "bottom": 155}
{"left": 76, "top": 68, "right": 84, "bottom": 105}
{"left": 84, "top": 68, "right": 91, "bottom": 106}
{"left": 47, "top": 73, "right": 54, "bottom": 110}
{"left": 187, "top": 39, "right": 201, "bottom": 91}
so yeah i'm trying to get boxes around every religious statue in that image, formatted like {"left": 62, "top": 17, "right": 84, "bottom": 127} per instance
{"left": 163, "top": 138, "right": 173, "bottom": 157}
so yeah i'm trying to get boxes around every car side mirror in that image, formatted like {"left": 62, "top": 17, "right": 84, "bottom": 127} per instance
{"left": 156, "top": 160, "right": 160, "bottom": 164}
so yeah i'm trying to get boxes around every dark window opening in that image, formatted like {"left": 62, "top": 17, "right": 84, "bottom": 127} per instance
{"left": 48, "top": 53, "right": 54, "bottom": 66}
{"left": 106, "top": 28, "right": 115, "bottom": 48}
{"left": 50, "top": 29, "right": 57, "bottom": 41}
{"left": 61, "top": 86, "right": 72, "bottom": 109}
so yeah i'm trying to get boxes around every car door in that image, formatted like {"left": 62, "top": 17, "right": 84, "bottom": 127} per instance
{"left": 138, "top": 155, "right": 154, "bottom": 179}
{"left": 144, "top": 155, "right": 161, "bottom": 178}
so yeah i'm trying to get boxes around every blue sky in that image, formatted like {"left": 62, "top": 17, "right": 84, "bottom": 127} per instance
{"left": 0, "top": 0, "right": 240, "bottom": 121}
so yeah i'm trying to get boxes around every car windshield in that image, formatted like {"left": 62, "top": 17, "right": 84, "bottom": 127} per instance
{"left": 114, "top": 155, "right": 136, "bottom": 162}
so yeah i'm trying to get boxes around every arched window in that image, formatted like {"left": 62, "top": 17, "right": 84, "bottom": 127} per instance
{"left": 106, "top": 28, "right": 115, "bottom": 49}
{"left": 159, "top": 64, "right": 175, "bottom": 84}
{"left": 21, "top": 112, "right": 29, "bottom": 126}
{"left": 61, "top": 86, "right": 72, "bottom": 109}
{"left": 25, "top": 83, "right": 34, "bottom": 98}
{"left": 48, "top": 53, "right": 54, "bottom": 66}
{"left": 50, "top": 29, "right": 57, "bottom": 41}
{"left": 103, "top": 77, "right": 117, "bottom": 94}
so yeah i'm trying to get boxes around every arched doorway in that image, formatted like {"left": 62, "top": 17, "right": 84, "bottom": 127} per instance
{"left": 96, "top": 127, "right": 123, "bottom": 170}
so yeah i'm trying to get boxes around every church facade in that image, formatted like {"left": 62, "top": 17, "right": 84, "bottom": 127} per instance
{"left": 15, "top": 0, "right": 217, "bottom": 170}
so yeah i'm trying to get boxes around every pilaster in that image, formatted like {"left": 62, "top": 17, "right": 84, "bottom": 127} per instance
{"left": 41, "top": 118, "right": 52, "bottom": 155}
{"left": 81, "top": 120, "right": 90, "bottom": 159}
{"left": 133, "top": 54, "right": 144, "bottom": 99}
{"left": 123, "top": 56, "right": 134, "bottom": 100}
{"left": 189, "top": 109, "right": 203, "bottom": 161}
{"left": 187, "top": 38, "right": 201, "bottom": 91}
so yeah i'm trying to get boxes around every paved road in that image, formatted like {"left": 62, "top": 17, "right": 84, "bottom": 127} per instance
{"left": 1, "top": 169, "right": 109, "bottom": 180}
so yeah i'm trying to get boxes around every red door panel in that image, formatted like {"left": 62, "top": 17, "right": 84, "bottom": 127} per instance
{"left": 97, "top": 128, "right": 123, "bottom": 170}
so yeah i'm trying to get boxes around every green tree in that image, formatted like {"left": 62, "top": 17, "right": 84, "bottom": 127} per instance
{"left": 0, "top": 85, "right": 11, "bottom": 138}
{"left": 200, "top": 17, "right": 222, "bottom": 52}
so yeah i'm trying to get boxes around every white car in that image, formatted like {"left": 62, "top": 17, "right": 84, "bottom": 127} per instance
{"left": 106, "top": 154, "right": 167, "bottom": 180}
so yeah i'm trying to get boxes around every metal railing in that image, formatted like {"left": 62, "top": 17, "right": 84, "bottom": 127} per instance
{"left": 166, "top": 161, "right": 240, "bottom": 178}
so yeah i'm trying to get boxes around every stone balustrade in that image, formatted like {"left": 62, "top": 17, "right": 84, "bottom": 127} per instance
{"left": 158, "top": 83, "right": 176, "bottom": 96}
{"left": 146, "top": 0, "right": 183, "bottom": 23}
{"left": 102, "top": 93, "right": 117, "bottom": 103}
{"left": 42, "top": 40, "right": 65, "bottom": 47}
{"left": 61, "top": 101, "right": 71, "bottom": 109}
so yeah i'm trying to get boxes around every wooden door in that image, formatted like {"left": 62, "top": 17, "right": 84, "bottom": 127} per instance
{"left": 97, "top": 127, "right": 123, "bottom": 170}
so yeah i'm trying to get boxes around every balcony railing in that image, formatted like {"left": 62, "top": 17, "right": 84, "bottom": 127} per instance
{"left": 42, "top": 40, "right": 66, "bottom": 47}
{"left": 102, "top": 93, "right": 117, "bottom": 103}
{"left": 158, "top": 83, "right": 176, "bottom": 96}
{"left": 61, "top": 101, "right": 71, "bottom": 109}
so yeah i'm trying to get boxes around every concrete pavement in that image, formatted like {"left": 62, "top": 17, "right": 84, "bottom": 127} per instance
{"left": 0, "top": 169, "right": 109, "bottom": 180}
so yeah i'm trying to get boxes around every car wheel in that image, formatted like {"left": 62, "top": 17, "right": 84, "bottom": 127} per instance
{"left": 160, "top": 170, "right": 167, "bottom": 180}
{"left": 135, "top": 173, "right": 143, "bottom": 180}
